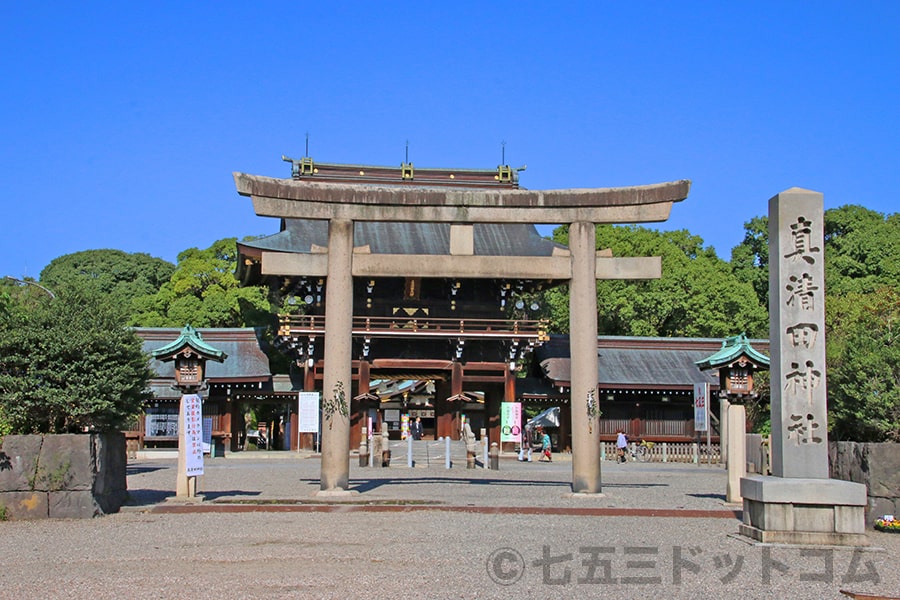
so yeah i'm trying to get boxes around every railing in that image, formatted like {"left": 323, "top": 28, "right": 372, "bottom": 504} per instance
{"left": 641, "top": 419, "right": 692, "bottom": 437}
{"left": 278, "top": 314, "right": 549, "bottom": 342}
{"left": 601, "top": 441, "right": 721, "bottom": 464}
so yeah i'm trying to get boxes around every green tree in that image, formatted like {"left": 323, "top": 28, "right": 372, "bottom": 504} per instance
{"left": 730, "top": 215, "right": 769, "bottom": 309}
{"left": 130, "top": 238, "right": 271, "bottom": 328}
{"left": 545, "top": 224, "right": 768, "bottom": 338}
{"left": 824, "top": 206, "right": 900, "bottom": 295}
{"left": 40, "top": 249, "right": 175, "bottom": 308}
{"left": 827, "top": 287, "right": 900, "bottom": 441}
{"left": 0, "top": 287, "right": 152, "bottom": 434}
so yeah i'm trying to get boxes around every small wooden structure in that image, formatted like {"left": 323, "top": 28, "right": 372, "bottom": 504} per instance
{"left": 695, "top": 333, "right": 770, "bottom": 399}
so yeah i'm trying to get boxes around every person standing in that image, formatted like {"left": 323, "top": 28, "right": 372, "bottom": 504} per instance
{"left": 616, "top": 429, "right": 628, "bottom": 463}
{"left": 411, "top": 416, "right": 424, "bottom": 440}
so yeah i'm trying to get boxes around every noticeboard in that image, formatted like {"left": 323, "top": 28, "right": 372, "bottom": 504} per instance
{"left": 298, "top": 392, "right": 320, "bottom": 433}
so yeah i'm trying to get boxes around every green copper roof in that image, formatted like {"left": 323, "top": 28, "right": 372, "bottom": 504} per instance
{"left": 150, "top": 325, "right": 227, "bottom": 362}
{"left": 694, "top": 333, "right": 769, "bottom": 371}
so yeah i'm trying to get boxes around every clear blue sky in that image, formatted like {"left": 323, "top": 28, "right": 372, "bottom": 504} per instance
{"left": 2, "top": 2, "right": 898, "bottom": 279}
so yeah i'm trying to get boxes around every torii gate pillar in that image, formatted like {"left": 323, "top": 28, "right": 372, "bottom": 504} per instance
{"left": 569, "top": 222, "right": 602, "bottom": 493}
{"left": 320, "top": 219, "right": 354, "bottom": 493}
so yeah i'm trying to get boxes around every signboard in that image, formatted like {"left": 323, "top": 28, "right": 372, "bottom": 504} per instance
{"left": 500, "top": 402, "right": 522, "bottom": 443}
{"left": 298, "top": 392, "right": 320, "bottom": 433}
{"left": 201, "top": 417, "right": 212, "bottom": 454}
{"left": 145, "top": 412, "right": 178, "bottom": 437}
{"left": 182, "top": 394, "right": 204, "bottom": 476}
{"left": 693, "top": 382, "right": 709, "bottom": 432}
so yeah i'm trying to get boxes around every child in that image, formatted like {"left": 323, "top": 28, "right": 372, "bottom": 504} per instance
{"left": 538, "top": 426, "right": 552, "bottom": 462}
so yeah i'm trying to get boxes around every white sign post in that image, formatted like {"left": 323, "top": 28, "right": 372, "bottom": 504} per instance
{"left": 176, "top": 393, "right": 204, "bottom": 498}
{"left": 298, "top": 392, "right": 321, "bottom": 453}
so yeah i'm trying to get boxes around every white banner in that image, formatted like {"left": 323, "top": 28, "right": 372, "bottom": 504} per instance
{"left": 298, "top": 392, "right": 320, "bottom": 433}
{"left": 182, "top": 394, "right": 204, "bottom": 476}
{"left": 694, "top": 382, "right": 709, "bottom": 432}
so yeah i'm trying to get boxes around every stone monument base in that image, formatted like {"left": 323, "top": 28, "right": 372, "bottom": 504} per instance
{"left": 739, "top": 475, "right": 869, "bottom": 546}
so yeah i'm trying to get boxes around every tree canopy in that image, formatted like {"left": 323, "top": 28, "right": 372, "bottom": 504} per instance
{"left": 826, "top": 286, "right": 900, "bottom": 441}
{"left": 129, "top": 238, "right": 272, "bottom": 328}
{"left": 544, "top": 224, "right": 768, "bottom": 338}
{"left": 0, "top": 286, "right": 152, "bottom": 434}
{"left": 40, "top": 249, "right": 175, "bottom": 308}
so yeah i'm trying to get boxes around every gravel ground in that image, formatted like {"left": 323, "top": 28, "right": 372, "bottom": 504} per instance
{"left": 0, "top": 453, "right": 897, "bottom": 600}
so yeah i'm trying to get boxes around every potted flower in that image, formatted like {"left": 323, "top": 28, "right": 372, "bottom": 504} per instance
{"left": 874, "top": 516, "right": 900, "bottom": 533}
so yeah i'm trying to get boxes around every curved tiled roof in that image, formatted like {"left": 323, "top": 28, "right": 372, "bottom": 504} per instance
{"left": 136, "top": 328, "right": 272, "bottom": 382}
{"left": 239, "top": 221, "right": 565, "bottom": 257}
{"left": 694, "top": 333, "right": 770, "bottom": 370}
{"left": 535, "top": 334, "right": 769, "bottom": 390}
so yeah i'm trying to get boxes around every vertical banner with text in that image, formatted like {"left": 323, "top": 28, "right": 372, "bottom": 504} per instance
{"left": 500, "top": 402, "right": 522, "bottom": 443}
{"left": 182, "top": 393, "right": 204, "bottom": 476}
{"left": 693, "top": 383, "right": 709, "bottom": 432}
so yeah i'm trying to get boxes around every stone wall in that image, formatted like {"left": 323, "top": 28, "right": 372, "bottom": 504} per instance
{"left": 0, "top": 433, "right": 127, "bottom": 519}
{"left": 829, "top": 441, "right": 900, "bottom": 523}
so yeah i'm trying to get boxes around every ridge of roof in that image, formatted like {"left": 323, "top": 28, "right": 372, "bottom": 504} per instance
{"left": 150, "top": 325, "right": 228, "bottom": 362}
{"left": 695, "top": 333, "right": 770, "bottom": 370}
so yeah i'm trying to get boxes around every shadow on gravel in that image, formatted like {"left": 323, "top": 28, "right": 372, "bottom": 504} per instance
{"left": 202, "top": 490, "right": 263, "bottom": 501}
{"left": 125, "top": 488, "right": 264, "bottom": 506}
{"left": 687, "top": 492, "right": 727, "bottom": 501}
{"left": 299, "top": 476, "right": 670, "bottom": 494}
{"left": 126, "top": 464, "right": 168, "bottom": 475}
{"left": 125, "top": 489, "right": 173, "bottom": 506}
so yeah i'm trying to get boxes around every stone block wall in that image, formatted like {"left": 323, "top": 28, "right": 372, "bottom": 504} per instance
{"left": 0, "top": 433, "right": 127, "bottom": 520}
{"left": 829, "top": 441, "right": 900, "bottom": 524}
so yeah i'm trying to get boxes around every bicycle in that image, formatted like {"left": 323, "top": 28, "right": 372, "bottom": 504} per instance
{"left": 632, "top": 439, "right": 655, "bottom": 462}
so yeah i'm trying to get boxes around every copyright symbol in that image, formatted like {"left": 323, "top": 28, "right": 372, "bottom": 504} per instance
{"left": 486, "top": 547, "right": 524, "bottom": 585}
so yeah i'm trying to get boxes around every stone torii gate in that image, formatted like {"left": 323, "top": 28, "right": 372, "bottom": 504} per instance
{"left": 234, "top": 172, "right": 691, "bottom": 495}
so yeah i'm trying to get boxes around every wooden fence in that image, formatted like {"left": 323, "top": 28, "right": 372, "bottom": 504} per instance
{"left": 601, "top": 441, "right": 721, "bottom": 464}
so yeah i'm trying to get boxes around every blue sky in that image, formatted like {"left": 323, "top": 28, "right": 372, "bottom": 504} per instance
{"left": 2, "top": 2, "right": 898, "bottom": 279}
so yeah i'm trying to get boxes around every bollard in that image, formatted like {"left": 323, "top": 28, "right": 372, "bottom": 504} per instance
{"left": 381, "top": 424, "right": 390, "bottom": 467}
{"left": 407, "top": 435, "right": 413, "bottom": 468}
{"left": 359, "top": 428, "right": 368, "bottom": 467}
{"left": 489, "top": 442, "right": 500, "bottom": 470}
{"left": 445, "top": 436, "right": 451, "bottom": 469}
{"left": 483, "top": 437, "right": 489, "bottom": 469}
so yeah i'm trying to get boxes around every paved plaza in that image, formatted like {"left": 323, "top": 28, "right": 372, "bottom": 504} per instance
{"left": 0, "top": 453, "right": 897, "bottom": 599}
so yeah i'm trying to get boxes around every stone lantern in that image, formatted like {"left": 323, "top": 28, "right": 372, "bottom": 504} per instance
{"left": 152, "top": 325, "right": 227, "bottom": 499}
{"left": 696, "top": 333, "right": 769, "bottom": 503}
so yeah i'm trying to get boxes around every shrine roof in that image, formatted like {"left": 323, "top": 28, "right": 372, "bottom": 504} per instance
{"left": 694, "top": 333, "right": 770, "bottom": 370}
{"left": 238, "top": 221, "right": 566, "bottom": 257}
{"left": 137, "top": 327, "right": 271, "bottom": 382}
{"left": 535, "top": 334, "right": 769, "bottom": 389}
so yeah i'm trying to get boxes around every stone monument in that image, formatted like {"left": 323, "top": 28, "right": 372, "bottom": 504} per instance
{"left": 740, "top": 188, "right": 867, "bottom": 545}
